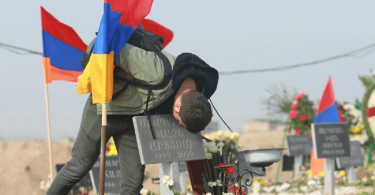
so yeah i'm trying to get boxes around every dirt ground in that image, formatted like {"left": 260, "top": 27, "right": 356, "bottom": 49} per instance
{"left": 0, "top": 129, "right": 293, "bottom": 195}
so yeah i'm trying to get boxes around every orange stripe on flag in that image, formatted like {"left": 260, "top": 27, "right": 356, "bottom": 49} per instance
{"left": 310, "top": 148, "right": 324, "bottom": 177}
{"left": 42, "top": 57, "right": 81, "bottom": 84}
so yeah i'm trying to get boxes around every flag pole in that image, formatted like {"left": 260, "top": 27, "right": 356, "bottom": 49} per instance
{"left": 99, "top": 103, "right": 107, "bottom": 195}
{"left": 44, "top": 83, "right": 55, "bottom": 180}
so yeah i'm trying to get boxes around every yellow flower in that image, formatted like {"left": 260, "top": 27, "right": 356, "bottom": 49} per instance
{"left": 187, "top": 183, "right": 192, "bottom": 190}
{"left": 350, "top": 126, "right": 361, "bottom": 134}
{"left": 253, "top": 179, "right": 259, "bottom": 183}
{"left": 318, "top": 171, "right": 325, "bottom": 177}
{"left": 368, "top": 167, "right": 374, "bottom": 172}
{"left": 224, "top": 130, "right": 231, "bottom": 138}
{"left": 203, "top": 134, "right": 211, "bottom": 140}
{"left": 305, "top": 169, "right": 312, "bottom": 176}
{"left": 360, "top": 124, "right": 365, "bottom": 129}
{"left": 339, "top": 170, "right": 345, "bottom": 176}
{"left": 212, "top": 132, "right": 220, "bottom": 140}
{"left": 260, "top": 180, "right": 267, "bottom": 186}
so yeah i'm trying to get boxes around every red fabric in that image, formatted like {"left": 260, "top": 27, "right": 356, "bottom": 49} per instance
{"left": 316, "top": 77, "right": 336, "bottom": 114}
{"left": 40, "top": 7, "right": 87, "bottom": 51}
{"left": 141, "top": 19, "right": 173, "bottom": 48}
{"left": 105, "top": 0, "right": 154, "bottom": 28}
{"left": 186, "top": 159, "right": 214, "bottom": 195}
{"left": 368, "top": 106, "right": 375, "bottom": 117}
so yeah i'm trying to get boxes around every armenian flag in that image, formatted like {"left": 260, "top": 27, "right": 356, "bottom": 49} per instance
{"left": 40, "top": 7, "right": 87, "bottom": 84}
{"left": 311, "top": 76, "right": 339, "bottom": 176}
{"left": 314, "top": 76, "right": 340, "bottom": 123}
{"left": 77, "top": 0, "right": 154, "bottom": 104}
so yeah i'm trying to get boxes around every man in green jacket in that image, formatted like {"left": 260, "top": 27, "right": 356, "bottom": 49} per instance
{"left": 47, "top": 31, "right": 219, "bottom": 195}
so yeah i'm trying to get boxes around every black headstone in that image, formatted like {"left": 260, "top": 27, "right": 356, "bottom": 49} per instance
{"left": 286, "top": 135, "right": 312, "bottom": 156}
{"left": 89, "top": 156, "right": 121, "bottom": 194}
{"left": 133, "top": 114, "right": 206, "bottom": 164}
{"left": 336, "top": 141, "right": 364, "bottom": 169}
{"left": 312, "top": 123, "right": 351, "bottom": 158}
{"left": 282, "top": 155, "right": 294, "bottom": 171}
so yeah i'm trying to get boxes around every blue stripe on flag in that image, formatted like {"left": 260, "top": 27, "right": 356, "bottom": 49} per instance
{"left": 314, "top": 102, "right": 339, "bottom": 123}
{"left": 42, "top": 30, "right": 84, "bottom": 72}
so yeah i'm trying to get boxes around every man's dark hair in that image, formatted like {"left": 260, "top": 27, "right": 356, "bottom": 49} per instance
{"left": 179, "top": 91, "right": 213, "bottom": 133}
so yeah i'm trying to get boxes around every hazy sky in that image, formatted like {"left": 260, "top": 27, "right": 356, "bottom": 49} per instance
{"left": 1, "top": 0, "right": 375, "bottom": 140}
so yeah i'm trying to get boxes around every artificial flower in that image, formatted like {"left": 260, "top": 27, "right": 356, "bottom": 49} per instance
{"left": 217, "top": 163, "right": 235, "bottom": 174}
{"left": 296, "top": 92, "right": 305, "bottom": 100}
{"left": 208, "top": 181, "right": 216, "bottom": 187}
{"left": 291, "top": 103, "right": 298, "bottom": 110}
{"left": 295, "top": 129, "right": 301, "bottom": 135}
{"left": 140, "top": 188, "right": 151, "bottom": 195}
{"left": 289, "top": 110, "right": 299, "bottom": 119}
{"left": 299, "top": 114, "right": 308, "bottom": 121}
{"left": 230, "top": 185, "right": 246, "bottom": 195}
{"left": 162, "top": 175, "right": 170, "bottom": 184}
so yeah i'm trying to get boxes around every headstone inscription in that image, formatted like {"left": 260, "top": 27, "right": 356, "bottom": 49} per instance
{"left": 336, "top": 141, "right": 364, "bottom": 169}
{"left": 286, "top": 135, "right": 312, "bottom": 156}
{"left": 312, "top": 123, "right": 351, "bottom": 158}
{"left": 89, "top": 156, "right": 121, "bottom": 194}
{"left": 133, "top": 114, "right": 206, "bottom": 164}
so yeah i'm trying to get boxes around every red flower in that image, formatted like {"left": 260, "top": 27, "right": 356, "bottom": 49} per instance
{"left": 230, "top": 185, "right": 246, "bottom": 195}
{"left": 217, "top": 163, "right": 235, "bottom": 174}
{"left": 296, "top": 92, "right": 305, "bottom": 100}
{"left": 291, "top": 103, "right": 298, "bottom": 110}
{"left": 295, "top": 129, "right": 301, "bottom": 135}
{"left": 289, "top": 110, "right": 299, "bottom": 119}
{"left": 299, "top": 114, "right": 308, "bottom": 121}
{"left": 309, "top": 133, "right": 312, "bottom": 139}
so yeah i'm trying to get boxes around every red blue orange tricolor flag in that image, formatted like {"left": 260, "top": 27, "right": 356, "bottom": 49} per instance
{"left": 77, "top": 0, "right": 154, "bottom": 104}
{"left": 40, "top": 7, "right": 87, "bottom": 84}
{"left": 311, "top": 76, "right": 339, "bottom": 177}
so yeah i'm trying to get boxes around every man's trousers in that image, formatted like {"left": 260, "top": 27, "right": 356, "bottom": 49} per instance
{"left": 47, "top": 96, "right": 145, "bottom": 195}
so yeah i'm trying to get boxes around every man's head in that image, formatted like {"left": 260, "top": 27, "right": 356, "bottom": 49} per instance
{"left": 173, "top": 90, "right": 213, "bottom": 133}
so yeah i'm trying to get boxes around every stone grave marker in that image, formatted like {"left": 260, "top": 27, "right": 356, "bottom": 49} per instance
{"left": 286, "top": 135, "right": 312, "bottom": 156}
{"left": 286, "top": 135, "right": 312, "bottom": 178}
{"left": 336, "top": 141, "right": 363, "bottom": 183}
{"left": 89, "top": 156, "right": 121, "bottom": 194}
{"left": 312, "top": 123, "right": 351, "bottom": 159}
{"left": 133, "top": 114, "right": 207, "bottom": 195}
{"left": 133, "top": 114, "right": 206, "bottom": 164}
{"left": 312, "top": 123, "right": 351, "bottom": 195}
{"left": 336, "top": 141, "right": 363, "bottom": 168}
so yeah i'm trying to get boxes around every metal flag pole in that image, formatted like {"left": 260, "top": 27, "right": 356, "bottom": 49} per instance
{"left": 43, "top": 83, "right": 55, "bottom": 180}
{"left": 99, "top": 103, "right": 107, "bottom": 195}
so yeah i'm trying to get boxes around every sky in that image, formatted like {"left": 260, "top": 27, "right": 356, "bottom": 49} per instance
{"left": 1, "top": 0, "right": 375, "bottom": 141}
